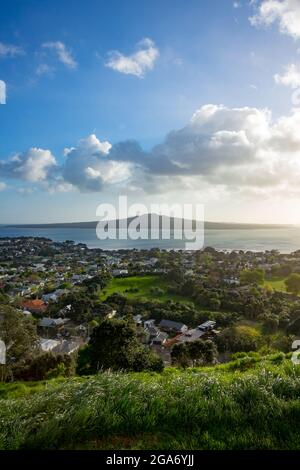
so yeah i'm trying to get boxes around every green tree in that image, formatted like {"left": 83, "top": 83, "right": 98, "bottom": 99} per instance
{"left": 77, "top": 318, "right": 163, "bottom": 373}
{"left": 240, "top": 269, "right": 265, "bottom": 286}
{"left": 171, "top": 343, "right": 190, "bottom": 368}
{"left": 263, "top": 317, "right": 279, "bottom": 334}
{"left": 13, "top": 352, "right": 75, "bottom": 381}
{"left": 285, "top": 273, "right": 300, "bottom": 296}
{"left": 187, "top": 339, "right": 217, "bottom": 365}
{"left": 216, "top": 325, "right": 261, "bottom": 353}
{"left": 0, "top": 305, "right": 38, "bottom": 365}
{"left": 171, "top": 339, "right": 217, "bottom": 367}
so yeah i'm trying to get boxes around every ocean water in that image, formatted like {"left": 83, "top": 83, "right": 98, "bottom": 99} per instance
{"left": 1, "top": 226, "right": 300, "bottom": 252}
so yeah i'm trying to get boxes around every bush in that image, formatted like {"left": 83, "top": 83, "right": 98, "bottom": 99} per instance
{"left": 216, "top": 326, "right": 261, "bottom": 353}
{"left": 269, "top": 352, "right": 285, "bottom": 364}
{"left": 12, "top": 352, "right": 75, "bottom": 381}
{"left": 229, "top": 356, "right": 260, "bottom": 371}
{"left": 77, "top": 319, "right": 164, "bottom": 374}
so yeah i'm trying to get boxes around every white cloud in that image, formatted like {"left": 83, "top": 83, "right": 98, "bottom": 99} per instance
{"left": 36, "top": 63, "right": 55, "bottom": 77}
{"left": 4, "top": 105, "right": 300, "bottom": 199}
{"left": 274, "top": 63, "right": 300, "bottom": 88}
{"left": 0, "top": 42, "right": 24, "bottom": 58}
{"left": 233, "top": 2, "right": 241, "bottom": 8}
{"left": 0, "top": 182, "right": 7, "bottom": 191}
{"left": 62, "top": 134, "right": 131, "bottom": 192}
{"left": 107, "top": 104, "right": 300, "bottom": 196}
{"left": 0, "top": 80, "right": 6, "bottom": 104}
{"left": 250, "top": 0, "right": 300, "bottom": 39}
{"left": 0, "top": 148, "right": 57, "bottom": 182}
{"left": 105, "top": 38, "right": 159, "bottom": 77}
{"left": 42, "top": 41, "right": 77, "bottom": 69}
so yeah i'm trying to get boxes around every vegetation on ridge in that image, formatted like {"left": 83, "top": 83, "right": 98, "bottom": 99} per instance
{"left": 1, "top": 357, "right": 300, "bottom": 450}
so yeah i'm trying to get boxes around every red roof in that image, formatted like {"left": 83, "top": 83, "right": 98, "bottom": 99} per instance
{"left": 22, "top": 299, "right": 47, "bottom": 313}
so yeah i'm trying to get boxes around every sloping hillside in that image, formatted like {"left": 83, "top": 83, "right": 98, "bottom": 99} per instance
{"left": 1, "top": 357, "right": 300, "bottom": 450}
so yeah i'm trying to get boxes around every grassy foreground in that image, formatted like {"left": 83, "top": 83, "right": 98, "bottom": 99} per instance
{"left": 1, "top": 359, "right": 300, "bottom": 450}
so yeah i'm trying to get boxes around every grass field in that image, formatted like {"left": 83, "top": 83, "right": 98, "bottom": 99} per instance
{"left": 100, "top": 275, "right": 193, "bottom": 304}
{"left": 264, "top": 277, "right": 287, "bottom": 292}
{"left": 1, "top": 357, "right": 300, "bottom": 450}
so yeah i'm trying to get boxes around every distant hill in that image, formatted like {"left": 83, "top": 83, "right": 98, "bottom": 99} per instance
{"left": 7, "top": 214, "right": 286, "bottom": 230}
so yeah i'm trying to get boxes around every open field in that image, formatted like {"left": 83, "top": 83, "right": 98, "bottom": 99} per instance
{"left": 99, "top": 275, "right": 194, "bottom": 305}
{"left": 1, "top": 357, "right": 300, "bottom": 450}
{"left": 264, "top": 277, "right": 287, "bottom": 292}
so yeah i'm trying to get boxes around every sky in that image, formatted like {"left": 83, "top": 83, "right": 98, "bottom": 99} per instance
{"left": 1, "top": 0, "right": 300, "bottom": 224}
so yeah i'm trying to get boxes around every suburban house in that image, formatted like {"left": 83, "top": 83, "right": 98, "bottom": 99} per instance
{"left": 151, "top": 331, "right": 168, "bottom": 346}
{"left": 21, "top": 299, "right": 47, "bottom": 315}
{"left": 178, "top": 328, "right": 206, "bottom": 343}
{"left": 198, "top": 320, "right": 216, "bottom": 332}
{"left": 38, "top": 317, "right": 70, "bottom": 337}
{"left": 40, "top": 337, "right": 82, "bottom": 355}
{"left": 42, "top": 289, "right": 69, "bottom": 303}
{"left": 159, "top": 319, "right": 188, "bottom": 334}
{"left": 112, "top": 269, "right": 129, "bottom": 277}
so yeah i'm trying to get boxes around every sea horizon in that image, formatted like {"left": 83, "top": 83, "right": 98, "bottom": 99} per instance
{"left": 2, "top": 225, "right": 300, "bottom": 253}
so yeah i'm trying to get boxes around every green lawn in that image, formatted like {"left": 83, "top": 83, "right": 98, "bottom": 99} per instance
{"left": 264, "top": 277, "right": 287, "bottom": 292}
{"left": 100, "top": 275, "right": 194, "bottom": 305}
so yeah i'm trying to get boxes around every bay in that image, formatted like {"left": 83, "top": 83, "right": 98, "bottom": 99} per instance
{"left": 1, "top": 226, "right": 300, "bottom": 252}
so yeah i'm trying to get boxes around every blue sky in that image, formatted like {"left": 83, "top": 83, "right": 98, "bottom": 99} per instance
{"left": 1, "top": 0, "right": 300, "bottom": 223}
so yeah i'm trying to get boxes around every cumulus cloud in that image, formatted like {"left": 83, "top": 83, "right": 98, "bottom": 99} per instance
{"left": 250, "top": 0, "right": 300, "bottom": 39}
{"left": 0, "top": 148, "right": 57, "bottom": 182}
{"left": 109, "top": 104, "right": 272, "bottom": 177}
{"left": 62, "top": 134, "right": 132, "bottom": 192}
{"left": 0, "top": 42, "right": 24, "bottom": 58}
{"left": 42, "top": 41, "right": 77, "bottom": 69}
{"left": 274, "top": 63, "right": 300, "bottom": 88}
{"left": 0, "top": 182, "right": 7, "bottom": 191}
{"left": 108, "top": 104, "right": 300, "bottom": 195}
{"left": 105, "top": 38, "right": 159, "bottom": 77}
{"left": 4, "top": 104, "right": 300, "bottom": 198}
{"left": 0, "top": 80, "right": 6, "bottom": 104}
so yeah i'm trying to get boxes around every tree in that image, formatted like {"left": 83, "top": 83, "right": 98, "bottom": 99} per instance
{"left": 263, "top": 317, "right": 279, "bottom": 334}
{"left": 287, "top": 317, "right": 300, "bottom": 335}
{"left": 171, "top": 343, "right": 190, "bottom": 367}
{"left": 187, "top": 339, "right": 217, "bottom": 366}
{"left": 216, "top": 326, "right": 261, "bottom": 353}
{"left": 171, "top": 339, "right": 217, "bottom": 367}
{"left": 240, "top": 269, "right": 265, "bottom": 286}
{"left": 0, "top": 305, "right": 38, "bottom": 365}
{"left": 13, "top": 352, "right": 75, "bottom": 381}
{"left": 77, "top": 318, "right": 163, "bottom": 373}
{"left": 285, "top": 273, "right": 300, "bottom": 296}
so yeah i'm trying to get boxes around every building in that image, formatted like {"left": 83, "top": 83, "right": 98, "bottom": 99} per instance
{"left": 198, "top": 320, "right": 216, "bottom": 332}
{"left": 22, "top": 299, "right": 47, "bottom": 315}
{"left": 159, "top": 319, "right": 188, "bottom": 334}
{"left": 40, "top": 338, "right": 82, "bottom": 355}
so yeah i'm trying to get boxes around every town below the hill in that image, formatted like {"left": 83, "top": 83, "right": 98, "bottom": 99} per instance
{"left": 1, "top": 236, "right": 300, "bottom": 380}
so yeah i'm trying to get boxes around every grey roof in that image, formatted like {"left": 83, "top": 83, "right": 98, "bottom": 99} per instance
{"left": 198, "top": 320, "right": 216, "bottom": 329}
{"left": 39, "top": 317, "right": 68, "bottom": 328}
{"left": 152, "top": 332, "right": 168, "bottom": 344}
{"left": 159, "top": 319, "right": 187, "bottom": 331}
{"left": 146, "top": 325, "right": 159, "bottom": 337}
{"left": 179, "top": 329, "right": 205, "bottom": 343}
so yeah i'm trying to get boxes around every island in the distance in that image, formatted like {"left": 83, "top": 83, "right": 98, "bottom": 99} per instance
{"left": 6, "top": 213, "right": 287, "bottom": 230}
